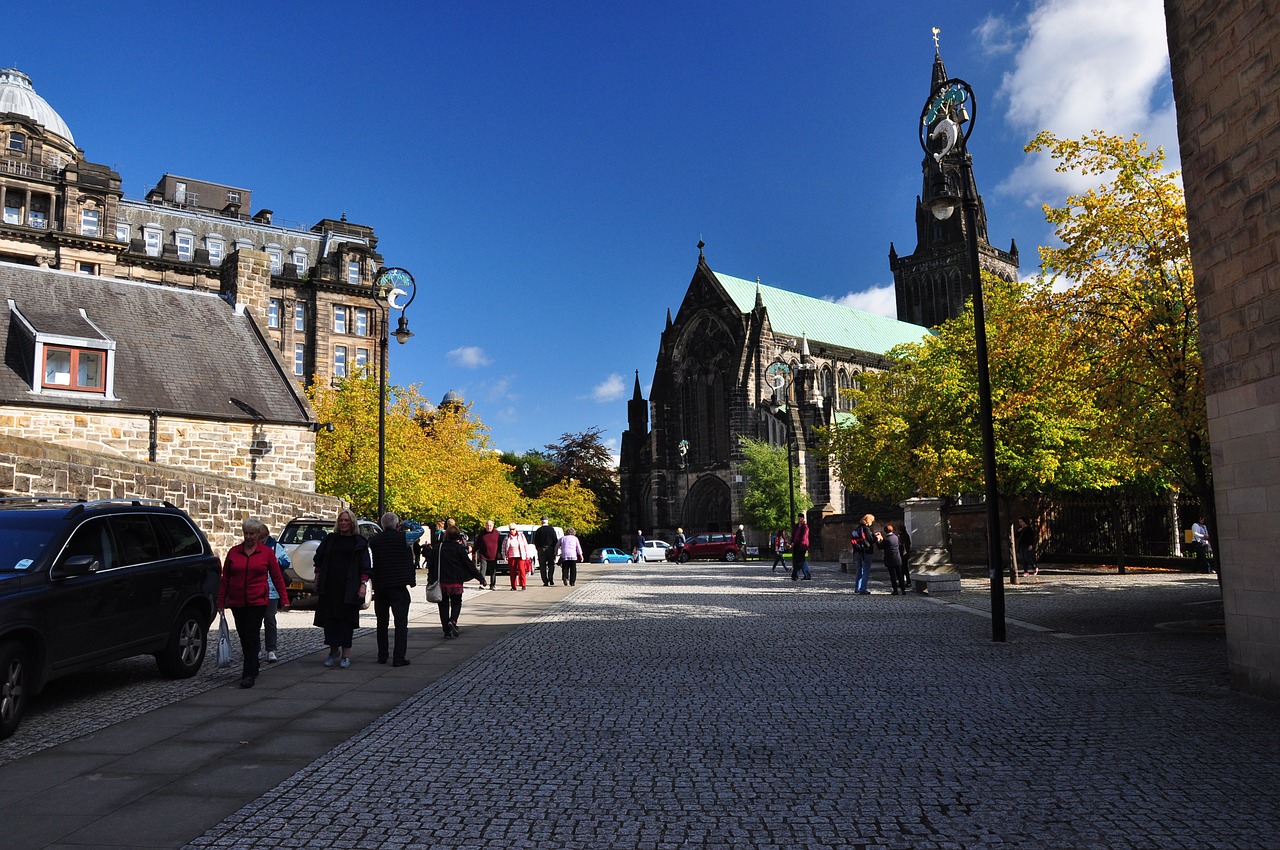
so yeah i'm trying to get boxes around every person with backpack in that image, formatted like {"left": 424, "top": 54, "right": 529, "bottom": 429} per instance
{"left": 850, "top": 513, "right": 877, "bottom": 595}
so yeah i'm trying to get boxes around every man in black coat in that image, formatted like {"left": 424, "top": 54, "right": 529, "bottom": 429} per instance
{"left": 533, "top": 516, "right": 559, "bottom": 587}
{"left": 368, "top": 512, "right": 417, "bottom": 666}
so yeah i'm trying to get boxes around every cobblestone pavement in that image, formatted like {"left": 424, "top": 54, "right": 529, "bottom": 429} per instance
{"left": 184, "top": 562, "right": 1279, "bottom": 850}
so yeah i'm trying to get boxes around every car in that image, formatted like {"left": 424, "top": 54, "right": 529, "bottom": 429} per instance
{"left": 276, "top": 515, "right": 381, "bottom": 599}
{"left": 494, "top": 524, "right": 563, "bottom": 574}
{"left": 666, "top": 531, "right": 741, "bottom": 563}
{"left": 0, "top": 496, "right": 221, "bottom": 740}
{"left": 590, "top": 547, "right": 633, "bottom": 564}
{"left": 638, "top": 540, "right": 672, "bottom": 562}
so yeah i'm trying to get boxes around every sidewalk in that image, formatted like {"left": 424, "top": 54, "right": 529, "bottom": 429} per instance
{"left": 4, "top": 561, "right": 1276, "bottom": 850}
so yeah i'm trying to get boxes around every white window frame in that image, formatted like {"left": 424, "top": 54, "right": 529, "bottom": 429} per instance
{"left": 355, "top": 348, "right": 369, "bottom": 370}
{"left": 294, "top": 302, "right": 306, "bottom": 332}
{"left": 353, "top": 307, "right": 369, "bottom": 337}
{"left": 227, "top": 190, "right": 241, "bottom": 204}
{"left": 115, "top": 222, "right": 130, "bottom": 242}
{"left": 333, "top": 345, "right": 348, "bottom": 378}
{"left": 206, "top": 236, "right": 225, "bottom": 265}
{"left": 268, "top": 299, "right": 282, "bottom": 329}
{"left": 291, "top": 250, "right": 307, "bottom": 273}
{"left": 175, "top": 229, "right": 194, "bottom": 261}
{"left": 143, "top": 225, "right": 162, "bottom": 257}
{"left": 8, "top": 131, "right": 25, "bottom": 152}
{"left": 265, "top": 244, "right": 283, "bottom": 273}
{"left": 346, "top": 260, "right": 360, "bottom": 285}
{"left": 294, "top": 343, "right": 305, "bottom": 376}
{"left": 333, "top": 305, "right": 348, "bottom": 334}
{"left": 80, "top": 209, "right": 100, "bottom": 237}
{"left": 4, "top": 203, "right": 22, "bottom": 225}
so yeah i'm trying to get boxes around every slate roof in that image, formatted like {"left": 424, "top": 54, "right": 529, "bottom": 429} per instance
{"left": 0, "top": 262, "right": 311, "bottom": 424}
{"left": 712, "top": 270, "right": 929, "bottom": 355}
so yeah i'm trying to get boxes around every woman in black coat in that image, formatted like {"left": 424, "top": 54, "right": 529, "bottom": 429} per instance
{"left": 880, "top": 523, "right": 909, "bottom": 595}
{"left": 428, "top": 526, "right": 487, "bottom": 638}
{"left": 313, "top": 508, "right": 371, "bottom": 667}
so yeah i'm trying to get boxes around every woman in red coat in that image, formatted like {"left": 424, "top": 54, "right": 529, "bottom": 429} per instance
{"left": 219, "top": 516, "right": 290, "bottom": 688}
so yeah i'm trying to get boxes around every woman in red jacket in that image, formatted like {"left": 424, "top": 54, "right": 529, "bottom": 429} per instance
{"left": 219, "top": 516, "right": 290, "bottom": 688}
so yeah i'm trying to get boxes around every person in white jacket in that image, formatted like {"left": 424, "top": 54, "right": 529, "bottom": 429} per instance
{"left": 503, "top": 524, "right": 534, "bottom": 590}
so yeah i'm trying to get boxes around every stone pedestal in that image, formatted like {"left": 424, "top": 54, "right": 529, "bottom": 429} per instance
{"left": 901, "top": 496, "right": 952, "bottom": 572}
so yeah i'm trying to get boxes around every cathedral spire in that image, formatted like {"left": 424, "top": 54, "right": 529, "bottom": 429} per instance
{"left": 632, "top": 369, "right": 643, "bottom": 399}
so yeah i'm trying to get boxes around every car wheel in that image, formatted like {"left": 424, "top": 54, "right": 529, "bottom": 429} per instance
{"left": 0, "top": 641, "right": 29, "bottom": 741}
{"left": 724, "top": 550, "right": 738, "bottom": 562}
{"left": 155, "top": 606, "right": 208, "bottom": 679}
{"left": 679, "top": 552, "right": 690, "bottom": 564}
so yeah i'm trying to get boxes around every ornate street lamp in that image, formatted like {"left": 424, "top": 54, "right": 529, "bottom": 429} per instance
{"left": 374, "top": 267, "right": 416, "bottom": 519}
{"left": 677, "top": 439, "right": 690, "bottom": 523}
{"left": 918, "top": 75, "right": 1007, "bottom": 641}
{"left": 765, "top": 352, "right": 815, "bottom": 525}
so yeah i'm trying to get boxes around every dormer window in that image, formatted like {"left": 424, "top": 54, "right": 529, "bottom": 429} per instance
{"left": 7, "top": 131, "right": 24, "bottom": 152}
{"left": 8, "top": 300, "right": 116, "bottom": 398}
{"left": 206, "top": 235, "right": 224, "bottom": 265}
{"left": 227, "top": 191, "right": 241, "bottom": 204}
{"left": 143, "top": 225, "right": 162, "bottom": 257}
{"left": 175, "top": 228, "right": 194, "bottom": 260}
{"left": 292, "top": 250, "right": 307, "bottom": 273}
{"left": 265, "top": 245, "right": 283, "bottom": 273}
{"left": 346, "top": 260, "right": 360, "bottom": 285}
{"left": 43, "top": 347, "right": 105, "bottom": 392}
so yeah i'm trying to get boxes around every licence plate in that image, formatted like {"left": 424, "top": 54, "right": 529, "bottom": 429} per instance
{"left": 288, "top": 581, "right": 305, "bottom": 591}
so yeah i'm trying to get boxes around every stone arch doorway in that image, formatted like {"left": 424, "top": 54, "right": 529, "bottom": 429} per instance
{"left": 686, "top": 475, "right": 731, "bottom": 532}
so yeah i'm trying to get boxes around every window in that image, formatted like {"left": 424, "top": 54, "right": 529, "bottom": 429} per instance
{"left": 355, "top": 348, "right": 369, "bottom": 370}
{"left": 77, "top": 262, "right": 97, "bottom": 275}
{"left": 266, "top": 245, "right": 282, "bottom": 272}
{"left": 227, "top": 190, "right": 241, "bottom": 204}
{"left": 346, "top": 260, "right": 360, "bottom": 285}
{"left": 4, "top": 203, "right": 21, "bottom": 225}
{"left": 206, "top": 237, "right": 224, "bottom": 265}
{"left": 174, "top": 182, "right": 187, "bottom": 204}
{"left": 294, "top": 344, "right": 305, "bottom": 376}
{"left": 28, "top": 210, "right": 46, "bottom": 229}
{"left": 42, "top": 347, "right": 105, "bottom": 392}
{"left": 292, "top": 250, "right": 307, "bottom": 273}
{"left": 333, "top": 345, "right": 347, "bottom": 378}
{"left": 116, "top": 222, "right": 130, "bottom": 242}
{"left": 144, "top": 226, "right": 162, "bottom": 257}
{"left": 353, "top": 308, "right": 368, "bottom": 336}
{"left": 294, "top": 302, "right": 306, "bottom": 332}
{"left": 7, "top": 131, "right": 25, "bottom": 152}
{"left": 268, "top": 299, "right": 281, "bottom": 329}
{"left": 80, "top": 210, "right": 100, "bottom": 237}
{"left": 333, "top": 305, "right": 348, "bottom": 334}
{"left": 175, "top": 230, "right": 194, "bottom": 260}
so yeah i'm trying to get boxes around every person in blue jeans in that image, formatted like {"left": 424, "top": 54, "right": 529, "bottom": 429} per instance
{"left": 851, "top": 513, "right": 877, "bottom": 594}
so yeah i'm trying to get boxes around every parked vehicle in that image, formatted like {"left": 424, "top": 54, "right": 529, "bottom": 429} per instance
{"left": 590, "top": 547, "right": 632, "bottom": 564}
{"left": 665, "top": 531, "right": 741, "bottom": 562}
{"left": 637, "top": 540, "right": 672, "bottom": 562}
{"left": 494, "top": 524, "right": 563, "bottom": 574}
{"left": 277, "top": 515, "right": 380, "bottom": 599}
{"left": 0, "top": 497, "right": 221, "bottom": 740}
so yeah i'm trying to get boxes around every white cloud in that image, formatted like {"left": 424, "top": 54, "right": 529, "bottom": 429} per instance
{"left": 447, "top": 346, "right": 491, "bottom": 368}
{"left": 592, "top": 373, "right": 627, "bottom": 403}
{"left": 828, "top": 283, "right": 898, "bottom": 319}
{"left": 994, "top": 0, "right": 1178, "bottom": 203}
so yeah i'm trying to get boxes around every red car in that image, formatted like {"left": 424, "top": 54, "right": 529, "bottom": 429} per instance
{"left": 667, "top": 531, "right": 741, "bottom": 563}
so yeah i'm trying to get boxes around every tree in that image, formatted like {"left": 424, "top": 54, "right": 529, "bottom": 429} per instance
{"left": 543, "top": 428, "right": 619, "bottom": 539}
{"left": 739, "top": 436, "right": 811, "bottom": 535}
{"left": 533, "top": 478, "right": 604, "bottom": 536}
{"left": 1026, "top": 131, "right": 1212, "bottom": 528}
{"left": 308, "top": 370, "right": 524, "bottom": 525}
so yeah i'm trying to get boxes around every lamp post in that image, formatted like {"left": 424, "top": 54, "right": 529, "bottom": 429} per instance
{"left": 374, "top": 267, "right": 416, "bottom": 519}
{"left": 765, "top": 355, "right": 814, "bottom": 526}
{"left": 677, "top": 439, "right": 689, "bottom": 523}
{"left": 918, "top": 76, "right": 1006, "bottom": 642}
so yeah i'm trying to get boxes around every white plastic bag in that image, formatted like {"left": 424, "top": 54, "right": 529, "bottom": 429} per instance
{"left": 216, "top": 612, "right": 232, "bottom": 669}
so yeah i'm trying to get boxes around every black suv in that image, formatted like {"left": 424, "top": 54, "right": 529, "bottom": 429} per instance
{"left": 0, "top": 497, "right": 221, "bottom": 740}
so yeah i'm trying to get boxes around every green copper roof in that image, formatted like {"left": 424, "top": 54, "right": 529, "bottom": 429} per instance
{"left": 712, "top": 271, "right": 928, "bottom": 355}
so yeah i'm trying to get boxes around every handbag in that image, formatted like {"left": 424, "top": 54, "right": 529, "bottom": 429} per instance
{"left": 216, "top": 612, "right": 232, "bottom": 669}
{"left": 425, "top": 541, "right": 443, "bottom": 603}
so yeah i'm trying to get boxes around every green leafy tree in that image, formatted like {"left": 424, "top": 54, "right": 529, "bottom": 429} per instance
{"left": 533, "top": 478, "right": 604, "bottom": 536}
{"left": 739, "top": 436, "right": 811, "bottom": 535}
{"left": 543, "top": 427, "right": 619, "bottom": 540}
{"left": 1026, "top": 130, "right": 1211, "bottom": 525}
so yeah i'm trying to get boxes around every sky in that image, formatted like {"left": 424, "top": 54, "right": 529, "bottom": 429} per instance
{"left": 5, "top": 0, "right": 1176, "bottom": 457}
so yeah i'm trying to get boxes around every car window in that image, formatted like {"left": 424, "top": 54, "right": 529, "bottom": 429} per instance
{"left": 61, "top": 517, "right": 117, "bottom": 571}
{"left": 110, "top": 515, "right": 163, "bottom": 566}
{"left": 153, "top": 514, "right": 205, "bottom": 558}
{"left": 281, "top": 523, "right": 331, "bottom": 544}
{"left": 0, "top": 513, "right": 63, "bottom": 571}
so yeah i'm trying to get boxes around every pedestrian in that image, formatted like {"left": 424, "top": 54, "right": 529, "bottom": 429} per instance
{"left": 1016, "top": 517, "right": 1039, "bottom": 577}
{"left": 850, "top": 513, "right": 876, "bottom": 594}
{"left": 312, "top": 507, "right": 370, "bottom": 669}
{"left": 218, "top": 517, "right": 290, "bottom": 689}
{"left": 1191, "top": 515, "right": 1211, "bottom": 573}
{"left": 674, "top": 527, "right": 687, "bottom": 561}
{"left": 533, "top": 516, "right": 559, "bottom": 586}
{"left": 504, "top": 523, "right": 533, "bottom": 590}
{"left": 473, "top": 518, "right": 502, "bottom": 589}
{"left": 633, "top": 529, "right": 646, "bottom": 563}
{"left": 260, "top": 524, "right": 290, "bottom": 664}
{"left": 770, "top": 529, "right": 787, "bottom": 572}
{"left": 880, "top": 523, "right": 908, "bottom": 595}
{"left": 559, "top": 526, "right": 585, "bottom": 586}
{"left": 790, "top": 513, "right": 811, "bottom": 581}
{"left": 735, "top": 524, "right": 747, "bottom": 559}
{"left": 428, "top": 525, "right": 488, "bottom": 639}
{"left": 368, "top": 512, "right": 416, "bottom": 666}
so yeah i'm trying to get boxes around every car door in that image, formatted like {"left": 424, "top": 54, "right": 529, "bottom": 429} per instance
{"left": 106, "top": 513, "right": 171, "bottom": 646}
{"left": 46, "top": 516, "right": 133, "bottom": 671}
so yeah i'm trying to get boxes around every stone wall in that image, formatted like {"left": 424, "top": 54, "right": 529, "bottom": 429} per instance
{"left": 0, "top": 433, "right": 340, "bottom": 556}
{"left": 1166, "top": 0, "right": 1280, "bottom": 699}
{"left": 0, "top": 408, "right": 315, "bottom": 492}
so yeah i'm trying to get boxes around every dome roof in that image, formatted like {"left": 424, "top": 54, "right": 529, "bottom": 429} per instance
{"left": 0, "top": 69, "right": 74, "bottom": 145}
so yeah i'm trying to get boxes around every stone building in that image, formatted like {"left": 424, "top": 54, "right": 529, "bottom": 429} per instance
{"left": 619, "top": 248, "right": 927, "bottom": 548}
{"left": 0, "top": 67, "right": 390, "bottom": 392}
{"left": 1165, "top": 0, "right": 1280, "bottom": 699}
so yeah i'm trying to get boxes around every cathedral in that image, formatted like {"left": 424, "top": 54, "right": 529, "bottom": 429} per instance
{"left": 619, "top": 47, "right": 1018, "bottom": 548}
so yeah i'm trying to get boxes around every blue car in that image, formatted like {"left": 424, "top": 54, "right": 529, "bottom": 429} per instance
{"left": 590, "top": 547, "right": 632, "bottom": 564}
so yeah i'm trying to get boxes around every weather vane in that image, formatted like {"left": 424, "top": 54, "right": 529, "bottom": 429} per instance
{"left": 932, "top": 26, "right": 941, "bottom": 51}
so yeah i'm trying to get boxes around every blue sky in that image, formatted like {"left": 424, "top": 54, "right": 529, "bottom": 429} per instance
{"left": 6, "top": 0, "right": 1175, "bottom": 456}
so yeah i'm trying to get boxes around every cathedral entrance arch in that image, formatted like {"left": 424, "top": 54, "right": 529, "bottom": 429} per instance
{"left": 686, "top": 475, "right": 731, "bottom": 532}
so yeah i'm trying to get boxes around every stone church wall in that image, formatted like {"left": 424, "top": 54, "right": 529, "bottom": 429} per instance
{"left": 0, "top": 433, "right": 340, "bottom": 556}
